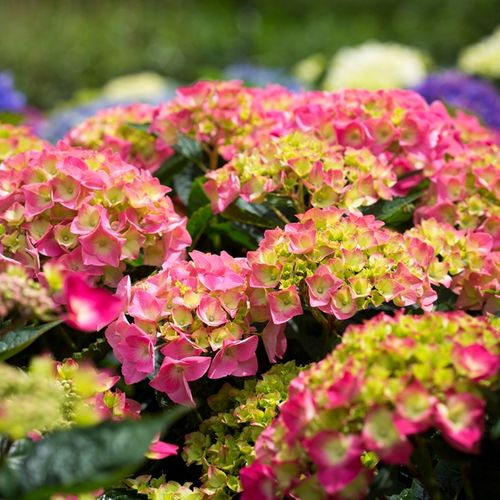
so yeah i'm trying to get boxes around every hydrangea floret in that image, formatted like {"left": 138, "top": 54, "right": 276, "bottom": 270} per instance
{"left": 65, "top": 103, "right": 173, "bottom": 172}
{"left": 0, "top": 146, "right": 190, "bottom": 284}
{"left": 0, "top": 123, "right": 46, "bottom": 164}
{"left": 242, "top": 312, "right": 500, "bottom": 499}
{"left": 183, "top": 361, "right": 303, "bottom": 497}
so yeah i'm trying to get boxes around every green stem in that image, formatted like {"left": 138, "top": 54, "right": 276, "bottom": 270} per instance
{"left": 271, "top": 206, "right": 291, "bottom": 225}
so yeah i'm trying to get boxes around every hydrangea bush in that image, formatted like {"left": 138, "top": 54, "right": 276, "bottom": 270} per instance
{"left": 242, "top": 312, "right": 500, "bottom": 499}
{"left": 0, "top": 81, "right": 498, "bottom": 500}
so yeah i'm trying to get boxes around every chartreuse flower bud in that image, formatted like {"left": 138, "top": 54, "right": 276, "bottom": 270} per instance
{"left": 182, "top": 361, "right": 304, "bottom": 497}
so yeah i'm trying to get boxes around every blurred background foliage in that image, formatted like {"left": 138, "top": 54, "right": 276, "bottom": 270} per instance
{"left": 0, "top": 0, "right": 498, "bottom": 109}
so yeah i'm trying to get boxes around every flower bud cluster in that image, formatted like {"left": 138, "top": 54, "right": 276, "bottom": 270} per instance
{"left": 151, "top": 80, "right": 294, "bottom": 161}
{"left": 106, "top": 251, "right": 269, "bottom": 407}
{"left": 0, "top": 146, "right": 190, "bottom": 284}
{"left": 0, "top": 356, "right": 139, "bottom": 439}
{"left": 183, "top": 361, "right": 303, "bottom": 497}
{"left": 242, "top": 312, "right": 500, "bottom": 499}
{"left": 0, "top": 264, "right": 55, "bottom": 320}
{"left": 125, "top": 476, "right": 204, "bottom": 500}
{"left": 65, "top": 103, "right": 173, "bottom": 172}
{"left": 405, "top": 218, "right": 499, "bottom": 312}
{"left": 415, "top": 139, "right": 499, "bottom": 239}
{"left": 204, "top": 131, "right": 397, "bottom": 213}
{"left": 247, "top": 207, "right": 438, "bottom": 324}
{"left": 0, "top": 123, "right": 46, "bottom": 164}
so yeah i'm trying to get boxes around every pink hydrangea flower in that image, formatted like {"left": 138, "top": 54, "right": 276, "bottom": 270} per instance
{"left": 64, "top": 274, "right": 123, "bottom": 332}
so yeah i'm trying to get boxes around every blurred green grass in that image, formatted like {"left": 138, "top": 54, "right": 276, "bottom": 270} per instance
{"left": 1, "top": 0, "right": 498, "bottom": 108}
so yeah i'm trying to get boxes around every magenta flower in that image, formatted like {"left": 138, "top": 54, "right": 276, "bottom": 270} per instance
{"left": 268, "top": 286, "right": 303, "bottom": 324}
{"left": 240, "top": 463, "right": 276, "bottom": 500}
{"left": 362, "top": 407, "right": 413, "bottom": 464}
{"left": 207, "top": 336, "right": 259, "bottom": 379}
{"left": 394, "top": 382, "right": 436, "bottom": 435}
{"left": 105, "top": 316, "right": 155, "bottom": 384}
{"left": 146, "top": 437, "right": 178, "bottom": 460}
{"left": 64, "top": 274, "right": 123, "bottom": 332}
{"left": 453, "top": 343, "right": 500, "bottom": 381}
{"left": 435, "top": 392, "right": 485, "bottom": 454}
{"left": 305, "top": 431, "right": 365, "bottom": 494}
{"left": 325, "top": 370, "right": 360, "bottom": 409}
{"left": 150, "top": 356, "right": 211, "bottom": 407}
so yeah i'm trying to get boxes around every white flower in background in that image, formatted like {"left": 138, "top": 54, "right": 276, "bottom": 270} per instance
{"left": 323, "top": 41, "right": 428, "bottom": 90}
{"left": 459, "top": 27, "right": 500, "bottom": 79}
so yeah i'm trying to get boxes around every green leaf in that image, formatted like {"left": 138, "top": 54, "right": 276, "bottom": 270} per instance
{"left": 210, "top": 221, "right": 259, "bottom": 250}
{"left": 0, "top": 407, "right": 188, "bottom": 499}
{"left": 221, "top": 199, "right": 282, "bottom": 229}
{"left": 187, "top": 177, "right": 210, "bottom": 216}
{"left": 362, "top": 190, "right": 424, "bottom": 228}
{"left": 0, "top": 320, "right": 62, "bottom": 361}
{"left": 155, "top": 136, "right": 203, "bottom": 185}
{"left": 99, "top": 488, "right": 148, "bottom": 500}
{"left": 187, "top": 205, "right": 213, "bottom": 249}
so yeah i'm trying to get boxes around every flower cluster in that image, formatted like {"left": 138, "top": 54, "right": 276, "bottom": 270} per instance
{"left": 242, "top": 312, "right": 500, "bottom": 499}
{"left": 459, "top": 27, "right": 500, "bottom": 79}
{"left": 322, "top": 42, "right": 427, "bottom": 91}
{"left": 0, "top": 146, "right": 190, "bottom": 284}
{"left": 405, "top": 218, "right": 499, "bottom": 312}
{"left": 0, "top": 356, "right": 140, "bottom": 439}
{"left": 106, "top": 251, "right": 270, "bottom": 407}
{"left": 414, "top": 71, "right": 500, "bottom": 130}
{"left": 0, "top": 123, "right": 46, "bottom": 163}
{"left": 65, "top": 103, "right": 173, "bottom": 172}
{"left": 0, "top": 264, "right": 55, "bottom": 320}
{"left": 414, "top": 138, "right": 499, "bottom": 237}
{"left": 183, "top": 361, "right": 303, "bottom": 497}
{"left": 204, "top": 131, "right": 397, "bottom": 213}
{"left": 187, "top": 84, "right": 500, "bottom": 216}
{"left": 247, "top": 207, "right": 438, "bottom": 324}
{"left": 151, "top": 80, "right": 295, "bottom": 162}
{"left": 0, "top": 71, "right": 26, "bottom": 112}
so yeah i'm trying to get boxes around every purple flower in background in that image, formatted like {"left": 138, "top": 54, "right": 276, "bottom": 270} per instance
{"left": 0, "top": 72, "right": 26, "bottom": 112}
{"left": 414, "top": 70, "right": 500, "bottom": 130}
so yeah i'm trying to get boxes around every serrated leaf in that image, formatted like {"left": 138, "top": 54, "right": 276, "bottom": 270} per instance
{"left": 187, "top": 205, "right": 213, "bottom": 248}
{"left": 173, "top": 164, "right": 200, "bottom": 206}
{"left": 0, "top": 320, "right": 62, "bottom": 361}
{"left": 0, "top": 407, "right": 188, "bottom": 499}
